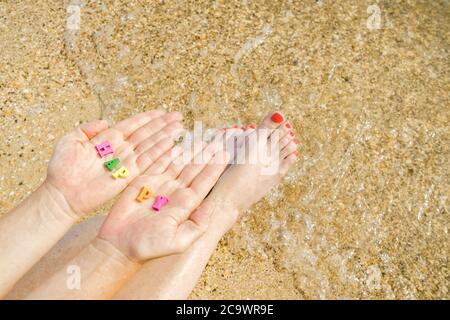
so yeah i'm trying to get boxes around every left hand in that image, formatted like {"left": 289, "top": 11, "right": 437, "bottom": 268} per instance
{"left": 46, "top": 111, "right": 183, "bottom": 217}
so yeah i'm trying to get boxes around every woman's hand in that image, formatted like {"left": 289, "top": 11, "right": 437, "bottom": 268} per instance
{"left": 46, "top": 110, "right": 183, "bottom": 217}
{"left": 98, "top": 135, "right": 230, "bottom": 262}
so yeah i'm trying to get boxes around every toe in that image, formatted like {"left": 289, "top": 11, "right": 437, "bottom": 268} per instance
{"left": 280, "top": 140, "right": 298, "bottom": 159}
{"left": 279, "top": 152, "right": 298, "bottom": 176}
{"left": 280, "top": 121, "right": 295, "bottom": 139}
{"left": 258, "top": 111, "right": 288, "bottom": 144}
{"left": 259, "top": 111, "right": 287, "bottom": 131}
{"left": 278, "top": 134, "right": 294, "bottom": 150}
{"left": 268, "top": 120, "right": 292, "bottom": 144}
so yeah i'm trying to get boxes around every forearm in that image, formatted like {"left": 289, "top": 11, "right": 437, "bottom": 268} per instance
{"left": 0, "top": 182, "right": 77, "bottom": 297}
{"left": 113, "top": 205, "right": 237, "bottom": 300}
{"left": 25, "top": 237, "right": 140, "bottom": 299}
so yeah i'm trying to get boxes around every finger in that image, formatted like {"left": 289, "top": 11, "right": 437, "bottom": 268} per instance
{"left": 144, "top": 145, "right": 184, "bottom": 175}
{"left": 188, "top": 202, "right": 211, "bottom": 229}
{"left": 171, "top": 218, "right": 208, "bottom": 254}
{"left": 80, "top": 120, "right": 109, "bottom": 140}
{"left": 128, "top": 112, "right": 183, "bottom": 146}
{"left": 90, "top": 111, "right": 165, "bottom": 151}
{"left": 90, "top": 128, "right": 124, "bottom": 150}
{"left": 176, "top": 135, "right": 224, "bottom": 186}
{"left": 134, "top": 121, "right": 183, "bottom": 155}
{"left": 114, "top": 110, "right": 166, "bottom": 138}
{"left": 164, "top": 141, "right": 205, "bottom": 179}
{"left": 136, "top": 137, "right": 175, "bottom": 172}
{"left": 68, "top": 120, "right": 108, "bottom": 142}
{"left": 189, "top": 150, "right": 229, "bottom": 197}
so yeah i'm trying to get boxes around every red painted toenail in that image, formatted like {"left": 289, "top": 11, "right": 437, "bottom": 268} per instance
{"left": 290, "top": 131, "right": 295, "bottom": 137}
{"left": 232, "top": 124, "right": 239, "bottom": 128}
{"left": 293, "top": 139, "right": 299, "bottom": 144}
{"left": 285, "top": 123, "right": 292, "bottom": 129}
{"left": 241, "top": 125, "right": 246, "bottom": 130}
{"left": 294, "top": 151, "right": 299, "bottom": 156}
{"left": 271, "top": 112, "right": 284, "bottom": 123}
{"left": 249, "top": 123, "right": 256, "bottom": 129}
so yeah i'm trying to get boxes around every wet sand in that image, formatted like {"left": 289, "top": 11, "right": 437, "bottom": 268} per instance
{"left": 0, "top": 0, "right": 448, "bottom": 299}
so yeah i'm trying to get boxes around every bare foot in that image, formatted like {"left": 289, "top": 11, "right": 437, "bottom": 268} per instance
{"left": 204, "top": 111, "right": 299, "bottom": 235}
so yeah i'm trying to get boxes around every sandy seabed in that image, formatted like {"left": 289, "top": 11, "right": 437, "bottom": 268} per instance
{"left": 0, "top": 0, "right": 448, "bottom": 299}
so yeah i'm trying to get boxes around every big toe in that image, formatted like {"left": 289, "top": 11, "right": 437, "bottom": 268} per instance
{"left": 259, "top": 111, "right": 287, "bottom": 131}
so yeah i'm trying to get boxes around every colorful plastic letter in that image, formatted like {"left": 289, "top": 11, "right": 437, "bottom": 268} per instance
{"left": 112, "top": 166, "right": 129, "bottom": 179}
{"left": 152, "top": 195, "right": 169, "bottom": 211}
{"left": 95, "top": 141, "right": 114, "bottom": 158}
{"left": 104, "top": 158, "right": 120, "bottom": 171}
{"left": 136, "top": 186, "right": 152, "bottom": 203}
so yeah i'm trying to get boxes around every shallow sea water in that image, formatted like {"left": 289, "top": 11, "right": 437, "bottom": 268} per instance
{"left": 0, "top": 0, "right": 448, "bottom": 299}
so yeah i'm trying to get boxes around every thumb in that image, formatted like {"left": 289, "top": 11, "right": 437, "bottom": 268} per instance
{"left": 189, "top": 202, "right": 211, "bottom": 230}
{"left": 172, "top": 218, "right": 208, "bottom": 254}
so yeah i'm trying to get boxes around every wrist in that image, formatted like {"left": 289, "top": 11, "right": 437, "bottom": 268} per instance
{"left": 204, "top": 199, "right": 240, "bottom": 239}
{"left": 91, "top": 237, "right": 141, "bottom": 271}
{"left": 39, "top": 180, "right": 79, "bottom": 226}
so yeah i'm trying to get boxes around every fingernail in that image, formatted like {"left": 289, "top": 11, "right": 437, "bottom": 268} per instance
{"left": 271, "top": 112, "right": 284, "bottom": 123}
{"left": 290, "top": 131, "right": 295, "bottom": 137}
{"left": 293, "top": 139, "right": 298, "bottom": 144}
{"left": 285, "top": 122, "right": 292, "bottom": 129}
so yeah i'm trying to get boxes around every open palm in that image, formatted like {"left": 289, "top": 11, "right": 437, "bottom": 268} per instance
{"left": 46, "top": 111, "right": 183, "bottom": 217}
{"left": 98, "top": 135, "right": 230, "bottom": 262}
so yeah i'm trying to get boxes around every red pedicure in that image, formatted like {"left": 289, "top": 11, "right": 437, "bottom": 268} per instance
{"left": 294, "top": 151, "right": 299, "bottom": 156}
{"left": 232, "top": 124, "right": 239, "bottom": 129}
{"left": 249, "top": 123, "right": 256, "bottom": 129}
{"left": 293, "top": 138, "right": 299, "bottom": 144}
{"left": 241, "top": 125, "right": 246, "bottom": 130}
{"left": 285, "top": 122, "right": 292, "bottom": 129}
{"left": 290, "top": 131, "right": 295, "bottom": 137}
{"left": 271, "top": 112, "right": 284, "bottom": 123}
